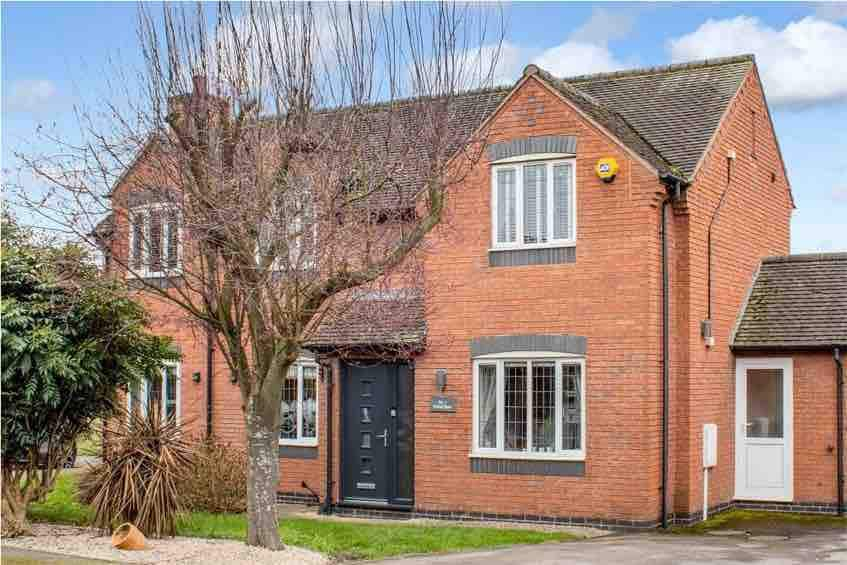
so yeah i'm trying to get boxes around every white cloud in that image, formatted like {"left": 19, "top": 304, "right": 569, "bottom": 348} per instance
{"left": 668, "top": 15, "right": 847, "bottom": 107}
{"left": 6, "top": 79, "right": 58, "bottom": 112}
{"left": 568, "top": 8, "right": 637, "bottom": 46}
{"left": 832, "top": 185, "right": 847, "bottom": 203}
{"left": 533, "top": 41, "right": 627, "bottom": 78}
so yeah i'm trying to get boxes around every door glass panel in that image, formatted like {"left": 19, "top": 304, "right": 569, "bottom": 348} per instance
{"left": 746, "top": 368, "right": 783, "bottom": 438}
{"left": 360, "top": 432, "right": 372, "bottom": 449}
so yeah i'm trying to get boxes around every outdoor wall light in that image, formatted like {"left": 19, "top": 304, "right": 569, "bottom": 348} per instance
{"left": 192, "top": 371, "right": 201, "bottom": 383}
{"left": 435, "top": 369, "right": 448, "bottom": 392}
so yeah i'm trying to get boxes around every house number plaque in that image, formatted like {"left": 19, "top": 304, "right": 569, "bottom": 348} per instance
{"left": 430, "top": 395, "right": 456, "bottom": 413}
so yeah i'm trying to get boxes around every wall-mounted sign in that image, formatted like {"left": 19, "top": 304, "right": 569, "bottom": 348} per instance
{"left": 431, "top": 395, "right": 456, "bottom": 413}
{"left": 595, "top": 157, "right": 619, "bottom": 183}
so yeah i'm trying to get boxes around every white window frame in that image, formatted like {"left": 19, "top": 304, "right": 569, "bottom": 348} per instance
{"left": 128, "top": 203, "right": 182, "bottom": 278}
{"left": 127, "top": 361, "right": 181, "bottom": 423}
{"left": 490, "top": 157, "right": 577, "bottom": 251}
{"left": 472, "top": 353, "right": 586, "bottom": 461}
{"left": 279, "top": 359, "right": 319, "bottom": 447}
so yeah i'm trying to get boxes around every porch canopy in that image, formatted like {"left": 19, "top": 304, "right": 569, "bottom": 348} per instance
{"left": 305, "top": 288, "right": 426, "bottom": 357}
{"left": 732, "top": 252, "right": 847, "bottom": 351}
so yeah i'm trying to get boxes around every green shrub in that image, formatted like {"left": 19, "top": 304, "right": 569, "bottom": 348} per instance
{"left": 78, "top": 404, "right": 194, "bottom": 537}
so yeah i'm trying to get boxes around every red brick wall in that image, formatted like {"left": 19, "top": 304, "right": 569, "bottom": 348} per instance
{"left": 677, "top": 67, "right": 793, "bottom": 515}
{"left": 412, "top": 75, "right": 668, "bottom": 521}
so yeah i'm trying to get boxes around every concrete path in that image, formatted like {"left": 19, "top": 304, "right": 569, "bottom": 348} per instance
{"left": 371, "top": 530, "right": 847, "bottom": 564}
{"left": 1, "top": 547, "right": 115, "bottom": 565}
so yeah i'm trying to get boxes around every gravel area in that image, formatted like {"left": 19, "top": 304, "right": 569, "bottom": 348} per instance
{"left": 2, "top": 524, "right": 327, "bottom": 565}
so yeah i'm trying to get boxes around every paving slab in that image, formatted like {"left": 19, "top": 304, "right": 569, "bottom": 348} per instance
{"left": 369, "top": 530, "right": 847, "bottom": 564}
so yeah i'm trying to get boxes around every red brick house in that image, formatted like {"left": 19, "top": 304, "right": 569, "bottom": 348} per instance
{"left": 101, "top": 54, "right": 846, "bottom": 528}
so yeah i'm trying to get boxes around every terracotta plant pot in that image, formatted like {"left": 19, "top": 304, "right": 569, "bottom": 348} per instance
{"left": 111, "top": 522, "right": 147, "bottom": 550}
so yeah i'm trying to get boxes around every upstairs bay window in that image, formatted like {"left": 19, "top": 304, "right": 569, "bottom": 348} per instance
{"left": 129, "top": 205, "right": 180, "bottom": 277}
{"left": 280, "top": 362, "right": 318, "bottom": 446}
{"left": 473, "top": 356, "right": 585, "bottom": 460}
{"left": 491, "top": 159, "right": 576, "bottom": 249}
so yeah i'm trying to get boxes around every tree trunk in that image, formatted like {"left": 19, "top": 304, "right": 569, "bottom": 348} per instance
{"left": 245, "top": 393, "right": 284, "bottom": 550}
{"left": 1, "top": 486, "right": 31, "bottom": 537}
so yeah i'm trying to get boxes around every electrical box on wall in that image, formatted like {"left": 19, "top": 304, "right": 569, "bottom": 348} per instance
{"left": 703, "top": 423, "right": 718, "bottom": 468}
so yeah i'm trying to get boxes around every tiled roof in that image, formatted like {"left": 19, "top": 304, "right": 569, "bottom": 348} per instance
{"left": 566, "top": 55, "right": 754, "bottom": 177}
{"left": 305, "top": 289, "right": 426, "bottom": 353}
{"left": 732, "top": 253, "right": 847, "bottom": 350}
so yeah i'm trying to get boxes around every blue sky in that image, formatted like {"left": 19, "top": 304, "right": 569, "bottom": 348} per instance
{"left": 2, "top": 2, "right": 846, "bottom": 252}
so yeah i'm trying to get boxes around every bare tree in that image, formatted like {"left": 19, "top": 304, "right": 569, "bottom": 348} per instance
{"left": 10, "top": 1, "right": 503, "bottom": 548}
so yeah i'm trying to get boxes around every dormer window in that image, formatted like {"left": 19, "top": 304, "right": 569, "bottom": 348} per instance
{"left": 129, "top": 204, "right": 180, "bottom": 278}
{"left": 491, "top": 158, "right": 576, "bottom": 250}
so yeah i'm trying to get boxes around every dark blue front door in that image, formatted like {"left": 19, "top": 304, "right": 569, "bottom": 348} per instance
{"left": 342, "top": 362, "right": 413, "bottom": 507}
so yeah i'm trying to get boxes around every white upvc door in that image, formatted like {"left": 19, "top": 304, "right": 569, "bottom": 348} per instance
{"left": 735, "top": 357, "right": 793, "bottom": 502}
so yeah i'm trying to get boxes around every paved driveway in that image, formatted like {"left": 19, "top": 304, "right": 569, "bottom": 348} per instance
{"left": 371, "top": 530, "right": 847, "bottom": 564}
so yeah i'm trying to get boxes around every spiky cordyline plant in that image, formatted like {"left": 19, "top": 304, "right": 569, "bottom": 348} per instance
{"left": 79, "top": 403, "right": 195, "bottom": 538}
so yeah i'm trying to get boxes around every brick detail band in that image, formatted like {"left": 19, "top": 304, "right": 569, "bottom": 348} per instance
{"left": 489, "top": 246, "right": 576, "bottom": 267}
{"left": 470, "top": 457, "right": 584, "bottom": 477}
{"left": 278, "top": 445, "right": 319, "bottom": 459}
{"left": 487, "top": 135, "right": 577, "bottom": 162}
{"left": 469, "top": 334, "right": 587, "bottom": 357}
{"left": 276, "top": 491, "right": 320, "bottom": 505}
{"left": 276, "top": 495, "right": 842, "bottom": 530}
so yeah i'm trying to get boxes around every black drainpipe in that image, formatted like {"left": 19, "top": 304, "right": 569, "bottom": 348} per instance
{"left": 835, "top": 347, "right": 844, "bottom": 516}
{"left": 320, "top": 359, "right": 335, "bottom": 514}
{"left": 659, "top": 174, "right": 685, "bottom": 529}
{"left": 205, "top": 327, "right": 214, "bottom": 438}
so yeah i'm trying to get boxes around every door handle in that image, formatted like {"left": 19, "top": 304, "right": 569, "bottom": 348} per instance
{"left": 376, "top": 427, "right": 390, "bottom": 448}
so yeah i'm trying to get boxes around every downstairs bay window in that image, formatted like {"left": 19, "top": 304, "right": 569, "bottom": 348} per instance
{"left": 473, "top": 356, "right": 585, "bottom": 460}
{"left": 127, "top": 362, "right": 180, "bottom": 422}
{"left": 280, "top": 362, "right": 318, "bottom": 446}
{"left": 491, "top": 159, "right": 576, "bottom": 249}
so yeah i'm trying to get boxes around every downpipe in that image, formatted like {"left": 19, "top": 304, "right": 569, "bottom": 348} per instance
{"left": 659, "top": 174, "right": 685, "bottom": 529}
{"left": 836, "top": 348, "right": 844, "bottom": 516}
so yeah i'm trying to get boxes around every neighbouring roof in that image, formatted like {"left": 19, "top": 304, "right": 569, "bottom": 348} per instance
{"left": 732, "top": 253, "right": 847, "bottom": 350}
{"left": 305, "top": 289, "right": 426, "bottom": 354}
{"left": 565, "top": 55, "right": 754, "bottom": 177}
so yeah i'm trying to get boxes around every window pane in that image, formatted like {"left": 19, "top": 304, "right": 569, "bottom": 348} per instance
{"left": 523, "top": 164, "right": 547, "bottom": 244}
{"left": 496, "top": 169, "right": 517, "bottom": 243}
{"left": 302, "top": 366, "right": 317, "bottom": 439}
{"left": 478, "top": 364, "right": 497, "bottom": 448}
{"left": 531, "top": 362, "right": 556, "bottom": 453}
{"left": 166, "top": 210, "right": 179, "bottom": 269}
{"left": 131, "top": 214, "right": 144, "bottom": 270}
{"left": 746, "top": 369, "right": 783, "bottom": 438}
{"left": 504, "top": 362, "right": 527, "bottom": 451}
{"left": 562, "top": 364, "right": 582, "bottom": 450}
{"left": 280, "top": 366, "right": 298, "bottom": 440}
{"left": 553, "top": 164, "right": 572, "bottom": 240}
{"left": 165, "top": 366, "right": 178, "bottom": 421}
{"left": 149, "top": 209, "right": 163, "bottom": 272}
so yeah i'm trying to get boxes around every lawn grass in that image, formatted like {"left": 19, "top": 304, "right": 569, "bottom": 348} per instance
{"left": 76, "top": 425, "right": 102, "bottom": 457}
{"left": 27, "top": 472, "right": 93, "bottom": 526}
{"left": 672, "top": 508, "right": 847, "bottom": 535}
{"left": 30, "top": 474, "right": 579, "bottom": 561}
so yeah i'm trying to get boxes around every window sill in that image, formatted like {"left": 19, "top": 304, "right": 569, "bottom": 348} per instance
{"left": 279, "top": 439, "right": 318, "bottom": 448}
{"left": 469, "top": 451, "right": 585, "bottom": 462}
{"left": 489, "top": 241, "right": 576, "bottom": 253}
